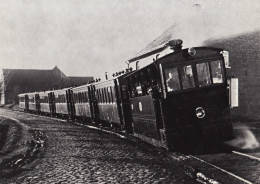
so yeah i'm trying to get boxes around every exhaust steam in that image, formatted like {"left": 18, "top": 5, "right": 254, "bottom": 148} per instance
{"left": 225, "top": 123, "right": 259, "bottom": 150}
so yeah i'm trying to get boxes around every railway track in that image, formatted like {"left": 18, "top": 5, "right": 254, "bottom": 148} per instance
{"left": 177, "top": 148, "right": 260, "bottom": 184}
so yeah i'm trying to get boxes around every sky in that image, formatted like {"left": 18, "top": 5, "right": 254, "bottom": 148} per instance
{"left": 0, "top": 0, "right": 259, "bottom": 80}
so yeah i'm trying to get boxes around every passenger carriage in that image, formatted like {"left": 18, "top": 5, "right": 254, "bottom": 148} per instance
{"left": 72, "top": 84, "right": 94, "bottom": 120}
{"left": 38, "top": 91, "right": 52, "bottom": 115}
{"left": 27, "top": 92, "right": 40, "bottom": 113}
{"left": 53, "top": 88, "right": 73, "bottom": 118}
{"left": 94, "top": 79, "right": 123, "bottom": 128}
{"left": 18, "top": 93, "right": 29, "bottom": 112}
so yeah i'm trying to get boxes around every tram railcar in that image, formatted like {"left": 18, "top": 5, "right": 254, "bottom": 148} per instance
{"left": 38, "top": 91, "right": 52, "bottom": 115}
{"left": 94, "top": 79, "right": 123, "bottom": 128}
{"left": 18, "top": 45, "right": 234, "bottom": 151}
{"left": 27, "top": 92, "right": 40, "bottom": 114}
{"left": 72, "top": 84, "right": 94, "bottom": 120}
{"left": 53, "top": 88, "right": 74, "bottom": 118}
{"left": 125, "top": 47, "right": 233, "bottom": 149}
{"left": 18, "top": 93, "right": 29, "bottom": 112}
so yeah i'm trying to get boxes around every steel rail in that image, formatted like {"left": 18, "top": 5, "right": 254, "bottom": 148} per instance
{"left": 232, "top": 151, "right": 260, "bottom": 162}
{"left": 189, "top": 155, "right": 254, "bottom": 184}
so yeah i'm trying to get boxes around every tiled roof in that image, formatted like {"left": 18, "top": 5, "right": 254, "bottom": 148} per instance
{"left": 128, "top": 25, "right": 176, "bottom": 62}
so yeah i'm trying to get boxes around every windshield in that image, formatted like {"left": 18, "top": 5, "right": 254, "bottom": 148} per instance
{"left": 196, "top": 62, "right": 211, "bottom": 87}
{"left": 180, "top": 65, "right": 195, "bottom": 89}
{"left": 211, "top": 60, "right": 223, "bottom": 83}
{"left": 164, "top": 60, "right": 224, "bottom": 92}
{"left": 165, "top": 68, "right": 181, "bottom": 92}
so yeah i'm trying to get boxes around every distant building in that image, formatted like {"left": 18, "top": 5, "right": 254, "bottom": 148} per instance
{"left": 0, "top": 66, "right": 93, "bottom": 105}
{"left": 128, "top": 27, "right": 260, "bottom": 121}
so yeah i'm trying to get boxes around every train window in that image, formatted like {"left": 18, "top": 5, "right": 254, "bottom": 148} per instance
{"left": 180, "top": 65, "right": 195, "bottom": 89}
{"left": 111, "top": 87, "right": 116, "bottom": 102}
{"left": 130, "top": 77, "right": 137, "bottom": 97}
{"left": 82, "top": 92, "right": 84, "bottom": 103}
{"left": 99, "top": 89, "right": 102, "bottom": 103}
{"left": 211, "top": 60, "right": 223, "bottom": 84}
{"left": 79, "top": 93, "right": 82, "bottom": 103}
{"left": 105, "top": 88, "right": 108, "bottom": 103}
{"left": 97, "top": 89, "right": 101, "bottom": 103}
{"left": 148, "top": 65, "right": 162, "bottom": 96}
{"left": 82, "top": 92, "right": 85, "bottom": 103}
{"left": 77, "top": 93, "right": 80, "bottom": 103}
{"left": 104, "top": 88, "right": 108, "bottom": 103}
{"left": 107, "top": 87, "right": 111, "bottom": 103}
{"left": 73, "top": 94, "right": 76, "bottom": 104}
{"left": 87, "top": 92, "right": 89, "bottom": 103}
{"left": 100, "top": 89, "right": 103, "bottom": 103}
{"left": 110, "top": 87, "right": 114, "bottom": 103}
{"left": 140, "top": 70, "right": 150, "bottom": 95}
{"left": 196, "top": 62, "right": 211, "bottom": 87}
{"left": 165, "top": 67, "right": 181, "bottom": 92}
{"left": 75, "top": 93, "right": 78, "bottom": 103}
{"left": 135, "top": 74, "right": 142, "bottom": 96}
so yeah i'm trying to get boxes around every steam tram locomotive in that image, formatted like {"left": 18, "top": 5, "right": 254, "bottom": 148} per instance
{"left": 18, "top": 43, "right": 234, "bottom": 150}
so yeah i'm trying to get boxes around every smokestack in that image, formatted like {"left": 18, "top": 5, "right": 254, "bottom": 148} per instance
{"left": 168, "top": 39, "right": 183, "bottom": 52}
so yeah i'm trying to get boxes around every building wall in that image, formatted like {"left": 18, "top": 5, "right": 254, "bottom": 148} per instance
{"left": 0, "top": 67, "right": 94, "bottom": 105}
{"left": 204, "top": 31, "right": 260, "bottom": 121}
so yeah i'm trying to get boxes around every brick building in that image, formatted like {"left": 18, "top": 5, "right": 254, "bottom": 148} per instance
{"left": 0, "top": 66, "right": 93, "bottom": 105}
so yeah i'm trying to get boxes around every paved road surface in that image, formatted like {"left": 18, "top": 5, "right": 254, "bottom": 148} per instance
{"left": 0, "top": 109, "right": 196, "bottom": 184}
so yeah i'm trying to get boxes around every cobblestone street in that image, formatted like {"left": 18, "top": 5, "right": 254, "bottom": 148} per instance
{"left": 0, "top": 109, "right": 196, "bottom": 184}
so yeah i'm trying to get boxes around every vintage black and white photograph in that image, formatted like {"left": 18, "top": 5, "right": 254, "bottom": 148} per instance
{"left": 0, "top": 0, "right": 259, "bottom": 183}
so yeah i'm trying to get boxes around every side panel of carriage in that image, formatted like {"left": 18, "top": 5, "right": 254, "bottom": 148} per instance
{"left": 39, "top": 92, "right": 51, "bottom": 114}
{"left": 53, "top": 89, "right": 70, "bottom": 116}
{"left": 18, "top": 94, "right": 29, "bottom": 112}
{"left": 94, "top": 80, "right": 122, "bottom": 126}
{"left": 28, "top": 93, "right": 40, "bottom": 113}
{"left": 48, "top": 92, "right": 56, "bottom": 115}
{"left": 72, "top": 85, "right": 93, "bottom": 119}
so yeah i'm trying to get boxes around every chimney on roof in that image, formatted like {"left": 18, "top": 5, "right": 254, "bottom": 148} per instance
{"left": 168, "top": 39, "right": 183, "bottom": 52}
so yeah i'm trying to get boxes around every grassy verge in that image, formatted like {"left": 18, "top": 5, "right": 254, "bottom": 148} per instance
{"left": 0, "top": 117, "right": 46, "bottom": 179}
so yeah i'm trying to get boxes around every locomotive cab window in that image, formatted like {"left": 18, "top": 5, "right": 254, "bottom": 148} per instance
{"left": 165, "top": 67, "right": 181, "bottom": 92}
{"left": 196, "top": 62, "right": 211, "bottom": 87}
{"left": 211, "top": 60, "right": 224, "bottom": 84}
{"left": 180, "top": 65, "right": 195, "bottom": 89}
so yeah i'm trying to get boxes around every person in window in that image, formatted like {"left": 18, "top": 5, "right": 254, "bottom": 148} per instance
{"left": 182, "top": 66, "right": 194, "bottom": 89}
{"left": 166, "top": 71, "right": 180, "bottom": 92}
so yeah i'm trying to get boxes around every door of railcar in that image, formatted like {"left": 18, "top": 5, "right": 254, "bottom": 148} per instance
{"left": 48, "top": 92, "right": 56, "bottom": 115}
{"left": 25, "top": 95, "right": 29, "bottom": 112}
{"left": 35, "top": 94, "right": 40, "bottom": 114}
{"left": 91, "top": 85, "right": 99, "bottom": 121}
{"left": 127, "top": 64, "right": 165, "bottom": 147}
{"left": 88, "top": 86, "right": 94, "bottom": 119}
{"left": 117, "top": 76, "right": 133, "bottom": 133}
{"left": 66, "top": 89, "right": 75, "bottom": 118}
